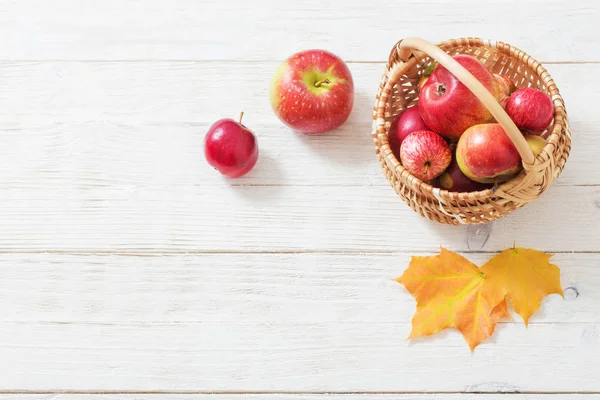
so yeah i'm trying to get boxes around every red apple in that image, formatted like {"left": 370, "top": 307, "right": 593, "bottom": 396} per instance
{"left": 204, "top": 113, "right": 258, "bottom": 178}
{"left": 456, "top": 123, "right": 522, "bottom": 183}
{"left": 506, "top": 87, "right": 554, "bottom": 132}
{"left": 525, "top": 134, "right": 547, "bottom": 157}
{"left": 400, "top": 130, "right": 451, "bottom": 181}
{"left": 494, "top": 74, "right": 516, "bottom": 96}
{"left": 419, "top": 54, "right": 501, "bottom": 139}
{"left": 439, "top": 157, "right": 493, "bottom": 192}
{"left": 388, "top": 106, "right": 430, "bottom": 159}
{"left": 270, "top": 50, "right": 354, "bottom": 134}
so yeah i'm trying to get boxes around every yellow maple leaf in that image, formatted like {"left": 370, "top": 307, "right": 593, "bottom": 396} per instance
{"left": 480, "top": 248, "right": 564, "bottom": 325}
{"left": 397, "top": 247, "right": 508, "bottom": 350}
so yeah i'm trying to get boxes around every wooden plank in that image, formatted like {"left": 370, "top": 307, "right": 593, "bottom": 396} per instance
{"left": 0, "top": 121, "right": 595, "bottom": 188}
{"left": 0, "top": 0, "right": 598, "bottom": 61}
{"left": 0, "top": 253, "right": 591, "bottom": 324}
{"left": 1, "top": 395, "right": 598, "bottom": 399}
{"left": 0, "top": 184, "right": 597, "bottom": 252}
{"left": 0, "top": 62, "right": 594, "bottom": 188}
{"left": 0, "top": 321, "right": 599, "bottom": 392}
{"left": 0, "top": 62, "right": 594, "bottom": 128}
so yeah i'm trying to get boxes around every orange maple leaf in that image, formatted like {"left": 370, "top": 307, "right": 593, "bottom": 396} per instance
{"left": 480, "top": 248, "right": 564, "bottom": 325}
{"left": 397, "top": 247, "right": 508, "bottom": 350}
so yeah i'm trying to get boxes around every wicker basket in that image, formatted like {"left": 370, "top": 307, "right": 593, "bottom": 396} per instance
{"left": 372, "top": 37, "right": 572, "bottom": 225}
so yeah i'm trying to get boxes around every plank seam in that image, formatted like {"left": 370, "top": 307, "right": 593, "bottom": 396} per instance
{"left": 1, "top": 391, "right": 599, "bottom": 394}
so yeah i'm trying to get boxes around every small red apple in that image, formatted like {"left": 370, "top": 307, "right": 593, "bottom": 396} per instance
{"left": 456, "top": 123, "right": 522, "bottom": 183}
{"left": 506, "top": 88, "right": 554, "bottom": 132}
{"left": 270, "top": 49, "right": 354, "bottom": 134}
{"left": 419, "top": 54, "right": 500, "bottom": 139}
{"left": 388, "top": 106, "right": 430, "bottom": 159}
{"left": 494, "top": 74, "right": 516, "bottom": 96}
{"left": 400, "top": 130, "right": 451, "bottom": 181}
{"left": 204, "top": 113, "right": 258, "bottom": 178}
{"left": 439, "top": 157, "right": 493, "bottom": 192}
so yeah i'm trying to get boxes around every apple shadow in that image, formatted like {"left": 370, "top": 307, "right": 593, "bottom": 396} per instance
{"left": 293, "top": 90, "right": 375, "bottom": 168}
{"left": 227, "top": 152, "right": 286, "bottom": 201}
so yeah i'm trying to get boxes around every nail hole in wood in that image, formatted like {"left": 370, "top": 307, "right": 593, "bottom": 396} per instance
{"left": 564, "top": 286, "right": 579, "bottom": 300}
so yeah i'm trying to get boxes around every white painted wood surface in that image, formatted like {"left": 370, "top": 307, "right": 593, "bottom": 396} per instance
{"left": 0, "top": 0, "right": 599, "bottom": 397}
{"left": 2, "top": 397, "right": 599, "bottom": 400}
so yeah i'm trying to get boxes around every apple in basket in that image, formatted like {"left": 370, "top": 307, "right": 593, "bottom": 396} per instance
{"left": 439, "top": 156, "right": 493, "bottom": 192}
{"left": 525, "top": 134, "right": 547, "bottom": 157}
{"left": 506, "top": 87, "right": 554, "bottom": 133}
{"left": 417, "top": 62, "right": 439, "bottom": 92}
{"left": 400, "top": 130, "right": 451, "bottom": 181}
{"left": 270, "top": 49, "right": 354, "bottom": 134}
{"left": 494, "top": 74, "right": 516, "bottom": 96}
{"left": 419, "top": 54, "right": 501, "bottom": 139}
{"left": 388, "top": 106, "right": 430, "bottom": 159}
{"left": 456, "top": 123, "right": 521, "bottom": 183}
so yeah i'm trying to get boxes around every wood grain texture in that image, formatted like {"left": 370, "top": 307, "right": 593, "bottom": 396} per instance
{"left": 1, "top": 0, "right": 599, "bottom": 395}
{"left": 0, "top": 184, "right": 597, "bottom": 252}
{"left": 1, "top": 396, "right": 599, "bottom": 399}
{"left": 0, "top": 62, "right": 595, "bottom": 128}
{"left": 2, "top": 121, "right": 597, "bottom": 189}
{"left": 0, "top": 0, "right": 598, "bottom": 61}
{"left": 0, "top": 62, "right": 595, "bottom": 190}
{"left": 0, "top": 321, "right": 599, "bottom": 392}
{"left": 0, "top": 252, "right": 592, "bottom": 324}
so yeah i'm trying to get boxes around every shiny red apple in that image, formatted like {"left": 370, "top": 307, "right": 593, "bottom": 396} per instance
{"left": 439, "top": 156, "right": 493, "bottom": 192}
{"left": 204, "top": 113, "right": 258, "bottom": 178}
{"left": 506, "top": 87, "right": 554, "bottom": 132}
{"left": 494, "top": 74, "right": 516, "bottom": 96}
{"left": 419, "top": 54, "right": 500, "bottom": 139}
{"left": 388, "top": 106, "right": 430, "bottom": 159}
{"left": 400, "top": 130, "right": 451, "bottom": 181}
{"left": 270, "top": 50, "right": 354, "bottom": 134}
{"left": 456, "top": 123, "right": 522, "bottom": 183}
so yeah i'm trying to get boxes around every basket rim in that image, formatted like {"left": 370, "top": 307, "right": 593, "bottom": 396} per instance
{"left": 372, "top": 37, "right": 570, "bottom": 214}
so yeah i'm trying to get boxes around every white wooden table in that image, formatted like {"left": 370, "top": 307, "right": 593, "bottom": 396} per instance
{"left": 1, "top": 0, "right": 599, "bottom": 398}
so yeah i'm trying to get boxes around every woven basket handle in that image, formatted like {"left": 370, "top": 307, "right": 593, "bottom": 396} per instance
{"left": 397, "top": 37, "right": 535, "bottom": 166}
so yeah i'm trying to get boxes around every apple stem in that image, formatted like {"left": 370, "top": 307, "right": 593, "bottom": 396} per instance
{"left": 239, "top": 111, "right": 244, "bottom": 124}
{"left": 436, "top": 83, "right": 447, "bottom": 97}
{"left": 314, "top": 79, "right": 331, "bottom": 88}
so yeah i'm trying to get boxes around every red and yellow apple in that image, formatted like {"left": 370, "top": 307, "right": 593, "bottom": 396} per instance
{"left": 456, "top": 123, "right": 522, "bottom": 183}
{"left": 494, "top": 74, "right": 516, "bottom": 96}
{"left": 506, "top": 87, "right": 554, "bottom": 132}
{"left": 400, "top": 130, "right": 451, "bottom": 181}
{"left": 417, "top": 75, "right": 429, "bottom": 92}
{"left": 417, "top": 62, "right": 438, "bottom": 92}
{"left": 270, "top": 50, "right": 354, "bottom": 134}
{"left": 419, "top": 54, "right": 500, "bottom": 139}
{"left": 388, "top": 106, "right": 430, "bottom": 159}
